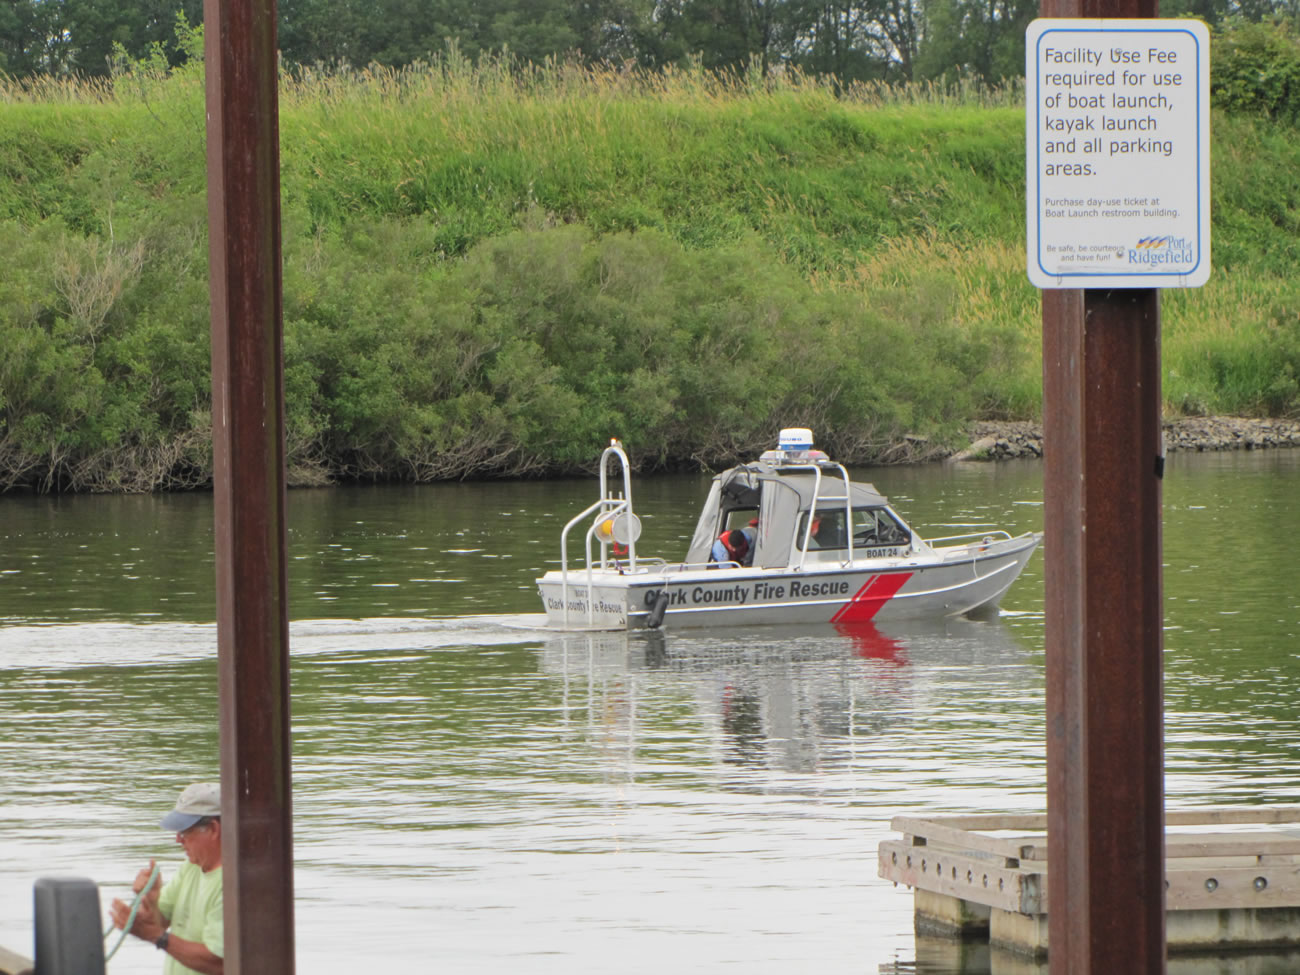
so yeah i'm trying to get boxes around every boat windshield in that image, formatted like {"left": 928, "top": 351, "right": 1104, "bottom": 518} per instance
{"left": 798, "top": 507, "right": 910, "bottom": 551}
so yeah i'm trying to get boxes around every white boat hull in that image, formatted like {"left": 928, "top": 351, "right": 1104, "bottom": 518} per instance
{"left": 538, "top": 532, "right": 1042, "bottom": 631}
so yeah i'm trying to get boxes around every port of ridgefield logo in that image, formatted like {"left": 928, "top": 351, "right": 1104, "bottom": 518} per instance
{"left": 1129, "top": 235, "right": 1194, "bottom": 268}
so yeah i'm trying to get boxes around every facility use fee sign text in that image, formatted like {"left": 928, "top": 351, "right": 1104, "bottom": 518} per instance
{"left": 1026, "top": 18, "right": 1210, "bottom": 289}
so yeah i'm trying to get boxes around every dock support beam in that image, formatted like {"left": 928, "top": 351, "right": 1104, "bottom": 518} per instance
{"left": 1042, "top": 286, "right": 1166, "bottom": 975}
{"left": 204, "top": 0, "right": 296, "bottom": 967}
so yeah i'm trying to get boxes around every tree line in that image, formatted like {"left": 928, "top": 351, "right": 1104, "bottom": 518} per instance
{"left": 3, "top": 0, "right": 1297, "bottom": 88}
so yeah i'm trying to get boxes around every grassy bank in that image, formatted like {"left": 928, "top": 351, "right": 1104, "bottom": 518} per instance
{"left": 2, "top": 57, "right": 1299, "bottom": 491}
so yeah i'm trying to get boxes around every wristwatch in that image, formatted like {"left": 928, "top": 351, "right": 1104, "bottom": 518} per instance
{"left": 155, "top": 932, "right": 170, "bottom": 951}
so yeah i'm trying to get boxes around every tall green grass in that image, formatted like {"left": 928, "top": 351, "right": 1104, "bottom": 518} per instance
{"left": 1, "top": 53, "right": 1297, "bottom": 491}
{"left": 272, "top": 58, "right": 1028, "bottom": 272}
{"left": 1164, "top": 273, "right": 1300, "bottom": 417}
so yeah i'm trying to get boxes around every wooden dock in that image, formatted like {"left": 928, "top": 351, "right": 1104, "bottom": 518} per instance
{"left": 0, "top": 945, "right": 32, "bottom": 975}
{"left": 878, "top": 808, "right": 1300, "bottom": 960}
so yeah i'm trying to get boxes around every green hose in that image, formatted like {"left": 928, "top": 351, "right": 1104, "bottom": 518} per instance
{"left": 103, "top": 862, "right": 161, "bottom": 963}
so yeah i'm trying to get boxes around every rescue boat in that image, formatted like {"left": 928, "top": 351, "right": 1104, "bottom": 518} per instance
{"left": 536, "top": 429, "right": 1042, "bottom": 631}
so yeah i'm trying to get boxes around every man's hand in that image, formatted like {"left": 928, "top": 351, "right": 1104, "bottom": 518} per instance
{"left": 131, "top": 860, "right": 160, "bottom": 895}
{"left": 109, "top": 861, "right": 166, "bottom": 942}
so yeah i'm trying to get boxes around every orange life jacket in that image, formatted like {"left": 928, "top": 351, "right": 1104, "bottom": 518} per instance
{"left": 720, "top": 529, "right": 749, "bottom": 562}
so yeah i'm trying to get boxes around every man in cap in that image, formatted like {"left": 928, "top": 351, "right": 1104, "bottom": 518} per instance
{"left": 110, "top": 782, "right": 224, "bottom": 974}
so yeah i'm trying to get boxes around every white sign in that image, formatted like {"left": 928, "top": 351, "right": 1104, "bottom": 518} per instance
{"left": 1025, "top": 18, "right": 1210, "bottom": 289}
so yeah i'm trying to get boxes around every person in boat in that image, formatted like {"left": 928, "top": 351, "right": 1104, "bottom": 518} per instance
{"left": 805, "top": 514, "right": 845, "bottom": 550}
{"left": 710, "top": 525, "right": 755, "bottom": 566}
{"left": 110, "top": 782, "right": 224, "bottom": 975}
{"left": 805, "top": 517, "right": 823, "bottom": 549}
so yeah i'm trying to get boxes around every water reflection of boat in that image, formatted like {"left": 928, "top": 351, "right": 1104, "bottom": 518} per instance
{"left": 836, "top": 622, "right": 908, "bottom": 664}
{"left": 535, "top": 616, "right": 1031, "bottom": 775}
{"left": 536, "top": 430, "right": 1041, "bottom": 631}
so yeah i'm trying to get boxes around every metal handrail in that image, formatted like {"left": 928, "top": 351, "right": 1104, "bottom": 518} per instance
{"left": 557, "top": 440, "right": 637, "bottom": 627}
{"left": 790, "top": 461, "right": 854, "bottom": 570}
{"left": 660, "top": 560, "right": 731, "bottom": 574}
{"left": 923, "top": 530, "right": 1014, "bottom": 546}
{"left": 558, "top": 497, "right": 614, "bottom": 629}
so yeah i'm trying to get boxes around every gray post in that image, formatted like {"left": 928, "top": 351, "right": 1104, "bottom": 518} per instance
{"left": 33, "top": 878, "right": 104, "bottom": 975}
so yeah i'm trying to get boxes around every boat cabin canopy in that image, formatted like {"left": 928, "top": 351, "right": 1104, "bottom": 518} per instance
{"left": 685, "top": 461, "right": 901, "bottom": 568}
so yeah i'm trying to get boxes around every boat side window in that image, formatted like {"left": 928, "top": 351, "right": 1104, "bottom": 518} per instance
{"left": 853, "top": 508, "right": 910, "bottom": 546}
{"left": 801, "top": 508, "right": 910, "bottom": 550}
{"left": 799, "top": 510, "right": 847, "bottom": 550}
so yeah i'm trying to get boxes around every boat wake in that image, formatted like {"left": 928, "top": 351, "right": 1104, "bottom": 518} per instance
{"left": 0, "top": 614, "right": 553, "bottom": 671}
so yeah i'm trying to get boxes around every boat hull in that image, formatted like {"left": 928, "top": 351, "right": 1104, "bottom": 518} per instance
{"left": 538, "top": 533, "right": 1042, "bottom": 631}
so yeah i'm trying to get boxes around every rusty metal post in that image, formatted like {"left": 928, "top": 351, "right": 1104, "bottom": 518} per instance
{"left": 1039, "top": 8, "right": 1165, "bottom": 975}
{"left": 1043, "top": 287, "right": 1165, "bottom": 973}
{"left": 204, "top": 0, "right": 296, "bottom": 968}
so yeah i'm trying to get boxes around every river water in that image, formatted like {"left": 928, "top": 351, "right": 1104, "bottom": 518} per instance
{"left": 1, "top": 449, "right": 1298, "bottom": 973}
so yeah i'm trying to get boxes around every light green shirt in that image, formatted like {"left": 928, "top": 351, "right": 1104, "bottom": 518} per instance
{"left": 157, "top": 862, "right": 223, "bottom": 975}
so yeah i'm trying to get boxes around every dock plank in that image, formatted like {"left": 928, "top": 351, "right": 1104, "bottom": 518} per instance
{"left": 878, "top": 839, "right": 1043, "bottom": 914}
{"left": 890, "top": 816, "right": 1046, "bottom": 863}
{"left": 879, "top": 806, "right": 1300, "bottom": 956}
{"left": 0, "top": 944, "right": 33, "bottom": 975}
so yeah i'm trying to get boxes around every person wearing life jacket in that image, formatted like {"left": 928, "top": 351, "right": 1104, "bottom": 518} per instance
{"left": 710, "top": 526, "right": 754, "bottom": 566}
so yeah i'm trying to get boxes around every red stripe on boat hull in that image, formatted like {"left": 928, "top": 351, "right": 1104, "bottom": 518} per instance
{"left": 831, "top": 572, "right": 913, "bottom": 623}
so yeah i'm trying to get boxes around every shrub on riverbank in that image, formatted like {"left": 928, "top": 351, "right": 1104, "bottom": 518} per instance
{"left": 2, "top": 46, "right": 1300, "bottom": 491}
